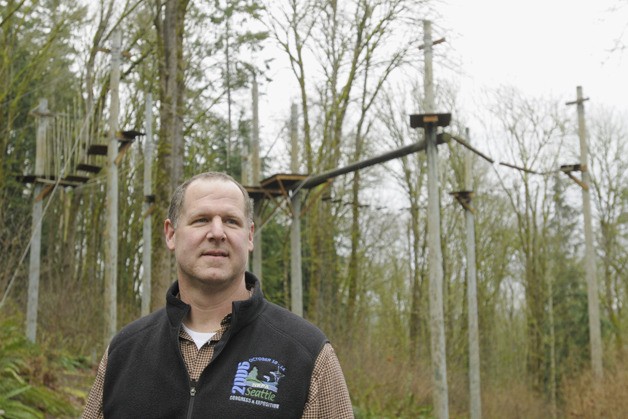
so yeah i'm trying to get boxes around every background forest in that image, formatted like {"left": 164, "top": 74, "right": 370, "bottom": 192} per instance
{"left": 1, "top": 0, "right": 628, "bottom": 418}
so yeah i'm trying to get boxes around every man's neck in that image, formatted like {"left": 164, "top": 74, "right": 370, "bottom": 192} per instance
{"left": 179, "top": 278, "right": 250, "bottom": 333}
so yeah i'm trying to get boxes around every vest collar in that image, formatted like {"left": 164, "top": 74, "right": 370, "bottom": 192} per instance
{"left": 165, "top": 272, "right": 265, "bottom": 333}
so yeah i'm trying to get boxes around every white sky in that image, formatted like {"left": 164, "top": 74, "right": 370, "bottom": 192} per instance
{"left": 440, "top": 0, "right": 628, "bottom": 111}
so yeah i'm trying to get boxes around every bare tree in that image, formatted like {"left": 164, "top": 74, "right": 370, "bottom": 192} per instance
{"left": 267, "top": 0, "right": 421, "bottom": 327}
{"left": 488, "top": 87, "right": 570, "bottom": 391}
{"left": 589, "top": 105, "right": 628, "bottom": 354}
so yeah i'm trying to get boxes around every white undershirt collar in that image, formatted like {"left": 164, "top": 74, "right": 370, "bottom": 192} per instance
{"left": 182, "top": 323, "right": 216, "bottom": 350}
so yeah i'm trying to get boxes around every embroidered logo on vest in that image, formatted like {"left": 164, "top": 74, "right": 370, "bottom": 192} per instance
{"left": 230, "top": 357, "right": 286, "bottom": 410}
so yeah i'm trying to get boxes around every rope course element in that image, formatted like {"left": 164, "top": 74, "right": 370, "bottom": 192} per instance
{"left": 1, "top": 102, "right": 96, "bottom": 308}
{"left": 1, "top": 100, "right": 144, "bottom": 308}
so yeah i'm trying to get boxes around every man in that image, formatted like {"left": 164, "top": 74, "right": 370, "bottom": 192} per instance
{"left": 83, "top": 172, "right": 353, "bottom": 418}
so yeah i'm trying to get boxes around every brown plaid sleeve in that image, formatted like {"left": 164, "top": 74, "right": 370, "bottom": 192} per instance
{"left": 302, "top": 343, "right": 354, "bottom": 418}
{"left": 81, "top": 350, "right": 106, "bottom": 419}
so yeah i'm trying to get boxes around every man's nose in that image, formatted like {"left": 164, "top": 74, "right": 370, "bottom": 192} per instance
{"left": 206, "top": 217, "right": 226, "bottom": 240}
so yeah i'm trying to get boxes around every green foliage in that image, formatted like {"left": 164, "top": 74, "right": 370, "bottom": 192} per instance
{"left": 0, "top": 318, "right": 78, "bottom": 418}
{"left": 0, "top": 0, "right": 86, "bottom": 298}
{"left": 259, "top": 215, "right": 290, "bottom": 306}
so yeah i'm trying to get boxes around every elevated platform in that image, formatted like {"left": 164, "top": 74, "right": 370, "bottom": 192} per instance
{"left": 17, "top": 174, "right": 89, "bottom": 187}
{"left": 76, "top": 163, "right": 102, "bottom": 174}
{"left": 17, "top": 174, "right": 91, "bottom": 201}
{"left": 244, "top": 173, "right": 332, "bottom": 221}
{"left": 245, "top": 173, "right": 311, "bottom": 200}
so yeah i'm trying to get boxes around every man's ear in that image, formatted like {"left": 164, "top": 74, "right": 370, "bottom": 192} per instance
{"left": 248, "top": 221, "right": 254, "bottom": 252}
{"left": 164, "top": 219, "right": 176, "bottom": 251}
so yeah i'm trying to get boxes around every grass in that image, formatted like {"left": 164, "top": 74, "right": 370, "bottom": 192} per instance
{"left": 337, "top": 329, "right": 628, "bottom": 418}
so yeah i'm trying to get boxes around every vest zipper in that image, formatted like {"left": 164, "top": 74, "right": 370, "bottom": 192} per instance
{"left": 186, "top": 379, "right": 197, "bottom": 419}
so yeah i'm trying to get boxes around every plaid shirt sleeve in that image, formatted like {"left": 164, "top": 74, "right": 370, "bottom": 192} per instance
{"left": 302, "top": 343, "right": 354, "bottom": 419}
{"left": 81, "top": 350, "right": 106, "bottom": 419}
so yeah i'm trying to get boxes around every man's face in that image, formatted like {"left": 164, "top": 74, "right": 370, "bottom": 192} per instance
{"left": 164, "top": 178, "right": 254, "bottom": 289}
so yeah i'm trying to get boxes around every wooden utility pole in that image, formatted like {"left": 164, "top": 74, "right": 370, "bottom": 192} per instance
{"left": 548, "top": 269, "right": 557, "bottom": 419}
{"left": 251, "top": 76, "right": 261, "bottom": 183}
{"left": 104, "top": 29, "right": 121, "bottom": 346}
{"left": 240, "top": 137, "right": 250, "bottom": 186}
{"left": 141, "top": 93, "right": 153, "bottom": 317}
{"left": 240, "top": 80, "right": 251, "bottom": 186}
{"left": 423, "top": 20, "right": 449, "bottom": 419}
{"left": 26, "top": 98, "right": 50, "bottom": 343}
{"left": 566, "top": 86, "right": 603, "bottom": 379}
{"left": 290, "top": 193, "right": 303, "bottom": 315}
{"left": 290, "top": 103, "right": 299, "bottom": 171}
{"left": 462, "top": 128, "right": 481, "bottom": 419}
{"left": 289, "top": 103, "right": 303, "bottom": 316}
{"left": 251, "top": 75, "right": 263, "bottom": 281}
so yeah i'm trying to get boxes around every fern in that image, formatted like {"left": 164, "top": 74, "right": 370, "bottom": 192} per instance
{"left": 0, "top": 319, "right": 77, "bottom": 418}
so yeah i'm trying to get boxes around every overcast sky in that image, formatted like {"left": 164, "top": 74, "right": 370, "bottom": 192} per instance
{"left": 440, "top": 0, "right": 627, "bottom": 111}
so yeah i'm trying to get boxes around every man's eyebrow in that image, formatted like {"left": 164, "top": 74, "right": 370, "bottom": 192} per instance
{"left": 187, "top": 208, "right": 244, "bottom": 219}
{"left": 186, "top": 210, "right": 207, "bottom": 218}
{"left": 223, "top": 211, "right": 245, "bottom": 221}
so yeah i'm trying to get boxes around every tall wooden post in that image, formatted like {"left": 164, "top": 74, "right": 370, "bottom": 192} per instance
{"left": 26, "top": 98, "right": 49, "bottom": 342}
{"left": 568, "top": 86, "right": 603, "bottom": 379}
{"left": 423, "top": 20, "right": 449, "bottom": 419}
{"left": 251, "top": 75, "right": 263, "bottom": 282}
{"left": 289, "top": 103, "right": 303, "bottom": 316}
{"left": 104, "top": 30, "right": 121, "bottom": 346}
{"left": 290, "top": 103, "right": 299, "bottom": 171}
{"left": 463, "top": 128, "right": 481, "bottom": 419}
{"left": 142, "top": 93, "right": 153, "bottom": 317}
{"left": 241, "top": 80, "right": 251, "bottom": 186}
{"left": 290, "top": 193, "right": 303, "bottom": 316}
{"left": 251, "top": 76, "right": 261, "bottom": 181}
{"left": 548, "top": 268, "right": 557, "bottom": 418}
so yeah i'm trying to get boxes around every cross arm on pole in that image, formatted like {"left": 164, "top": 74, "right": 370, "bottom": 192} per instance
{"left": 419, "top": 37, "right": 446, "bottom": 50}
{"left": 565, "top": 97, "right": 589, "bottom": 106}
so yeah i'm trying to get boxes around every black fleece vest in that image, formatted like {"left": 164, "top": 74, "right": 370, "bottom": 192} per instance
{"left": 103, "top": 273, "right": 327, "bottom": 419}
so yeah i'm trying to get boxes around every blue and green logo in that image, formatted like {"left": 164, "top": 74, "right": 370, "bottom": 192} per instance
{"left": 230, "top": 357, "right": 286, "bottom": 410}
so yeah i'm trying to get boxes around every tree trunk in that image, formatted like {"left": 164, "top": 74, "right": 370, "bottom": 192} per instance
{"left": 152, "top": 0, "right": 189, "bottom": 309}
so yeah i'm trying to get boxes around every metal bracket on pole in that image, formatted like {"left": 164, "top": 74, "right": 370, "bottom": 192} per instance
{"left": 114, "top": 130, "right": 145, "bottom": 166}
{"left": 410, "top": 113, "right": 451, "bottom": 129}
{"left": 450, "top": 190, "right": 475, "bottom": 214}
{"left": 142, "top": 195, "right": 156, "bottom": 219}
{"left": 560, "top": 164, "right": 588, "bottom": 191}
{"left": 35, "top": 184, "right": 55, "bottom": 202}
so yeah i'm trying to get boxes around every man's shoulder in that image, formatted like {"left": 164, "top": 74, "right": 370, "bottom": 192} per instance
{"left": 260, "top": 301, "right": 328, "bottom": 352}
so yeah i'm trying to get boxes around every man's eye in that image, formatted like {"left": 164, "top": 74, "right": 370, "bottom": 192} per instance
{"left": 225, "top": 218, "right": 239, "bottom": 225}
{"left": 193, "top": 218, "right": 208, "bottom": 224}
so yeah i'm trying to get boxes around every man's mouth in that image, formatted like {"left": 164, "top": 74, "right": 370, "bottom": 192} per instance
{"left": 202, "top": 250, "right": 228, "bottom": 257}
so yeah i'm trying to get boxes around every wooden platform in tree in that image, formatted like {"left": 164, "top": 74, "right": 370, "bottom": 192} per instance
{"left": 17, "top": 174, "right": 89, "bottom": 187}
